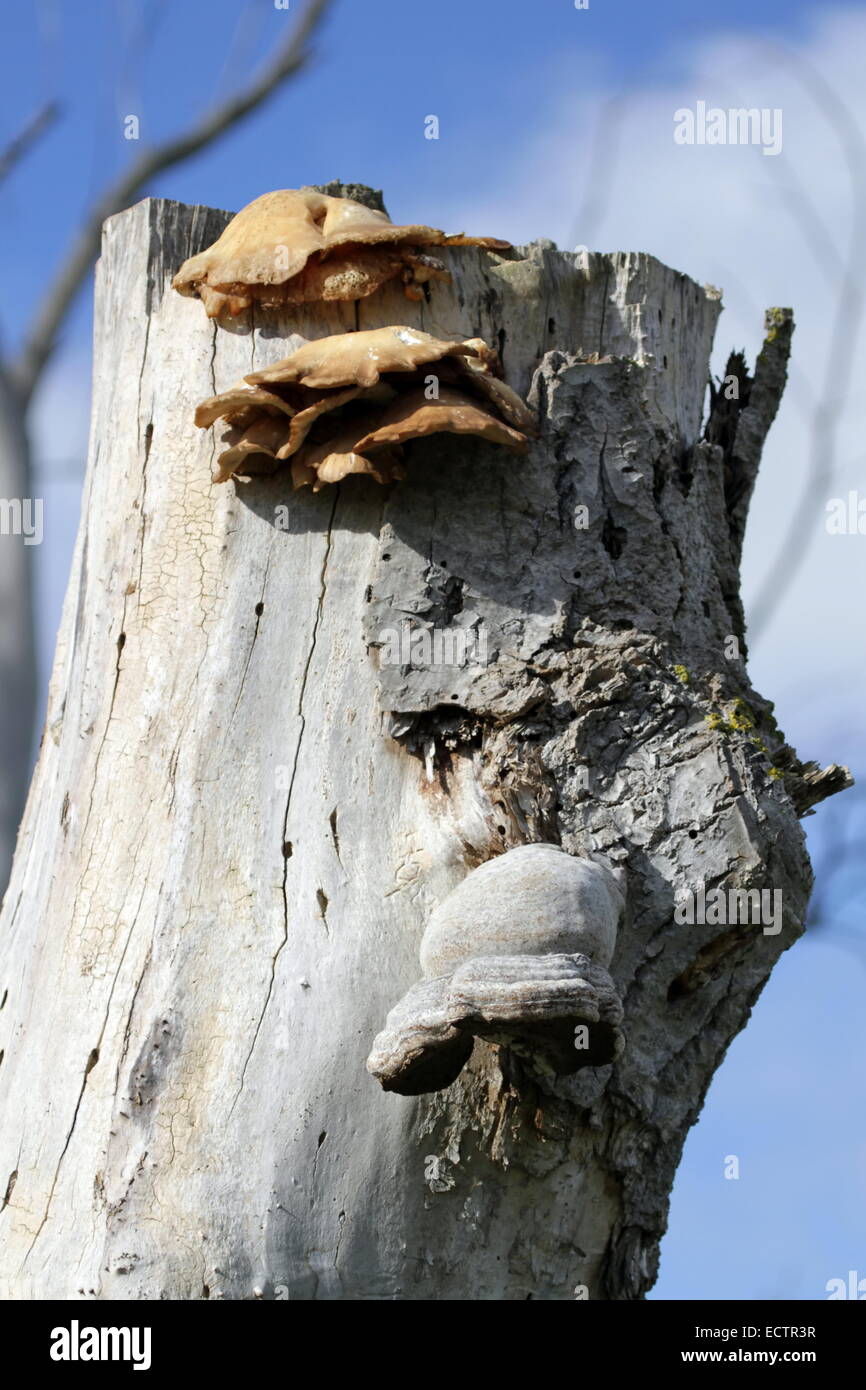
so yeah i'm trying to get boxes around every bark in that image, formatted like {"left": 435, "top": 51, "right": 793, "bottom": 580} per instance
{"left": 0, "top": 195, "right": 849, "bottom": 1301}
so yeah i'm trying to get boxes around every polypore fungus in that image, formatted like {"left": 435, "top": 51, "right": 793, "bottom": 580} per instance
{"left": 246, "top": 325, "right": 474, "bottom": 390}
{"left": 351, "top": 387, "right": 529, "bottom": 454}
{"left": 290, "top": 410, "right": 406, "bottom": 490}
{"left": 172, "top": 188, "right": 510, "bottom": 318}
{"left": 194, "top": 327, "right": 537, "bottom": 487}
{"left": 367, "top": 843, "right": 626, "bottom": 1096}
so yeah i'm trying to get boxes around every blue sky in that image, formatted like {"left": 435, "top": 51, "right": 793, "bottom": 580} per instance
{"left": 0, "top": 0, "right": 830, "bottom": 347}
{"left": 3, "top": 0, "right": 865, "bottom": 1300}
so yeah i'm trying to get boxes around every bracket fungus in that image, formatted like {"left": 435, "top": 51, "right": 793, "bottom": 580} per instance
{"left": 172, "top": 188, "right": 510, "bottom": 318}
{"left": 194, "top": 326, "right": 537, "bottom": 488}
{"left": 366, "top": 843, "right": 626, "bottom": 1096}
{"left": 246, "top": 324, "right": 475, "bottom": 391}
{"left": 350, "top": 387, "right": 529, "bottom": 453}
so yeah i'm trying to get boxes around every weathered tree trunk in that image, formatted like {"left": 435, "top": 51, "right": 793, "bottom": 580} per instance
{"left": 0, "top": 195, "right": 848, "bottom": 1301}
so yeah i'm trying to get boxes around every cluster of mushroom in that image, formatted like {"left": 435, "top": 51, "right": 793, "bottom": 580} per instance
{"left": 194, "top": 325, "right": 538, "bottom": 488}
{"left": 172, "top": 187, "right": 510, "bottom": 318}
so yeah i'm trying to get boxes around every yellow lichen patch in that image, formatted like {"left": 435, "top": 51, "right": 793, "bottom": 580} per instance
{"left": 704, "top": 697, "right": 786, "bottom": 785}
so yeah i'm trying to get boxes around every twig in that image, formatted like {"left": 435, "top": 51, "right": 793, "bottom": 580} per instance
{"left": 0, "top": 102, "right": 60, "bottom": 187}
{"left": 742, "top": 42, "right": 866, "bottom": 639}
{"left": 12, "top": 0, "right": 336, "bottom": 408}
{"left": 567, "top": 91, "right": 630, "bottom": 251}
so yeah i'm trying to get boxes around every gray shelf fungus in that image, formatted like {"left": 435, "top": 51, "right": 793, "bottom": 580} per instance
{"left": 367, "top": 843, "right": 626, "bottom": 1096}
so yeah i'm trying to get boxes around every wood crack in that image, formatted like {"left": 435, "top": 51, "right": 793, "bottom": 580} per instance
{"left": 230, "top": 493, "right": 339, "bottom": 1113}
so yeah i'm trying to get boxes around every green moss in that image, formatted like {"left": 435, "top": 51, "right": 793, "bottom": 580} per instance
{"left": 673, "top": 664, "right": 690, "bottom": 685}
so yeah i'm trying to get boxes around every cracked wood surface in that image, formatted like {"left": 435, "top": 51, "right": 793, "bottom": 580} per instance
{"left": 0, "top": 196, "right": 834, "bottom": 1300}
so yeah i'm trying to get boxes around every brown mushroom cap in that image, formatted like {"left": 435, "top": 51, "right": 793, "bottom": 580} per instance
{"left": 267, "top": 244, "right": 412, "bottom": 306}
{"left": 313, "top": 192, "right": 509, "bottom": 253}
{"left": 453, "top": 352, "right": 540, "bottom": 435}
{"left": 294, "top": 412, "right": 406, "bottom": 491}
{"left": 315, "top": 446, "right": 404, "bottom": 489}
{"left": 273, "top": 386, "right": 363, "bottom": 459}
{"left": 172, "top": 189, "right": 510, "bottom": 316}
{"left": 212, "top": 416, "right": 291, "bottom": 484}
{"left": 353, "top": 387, "right": 529, "bottom": 454}
{"left": 173, "top": 191, "right": 330, "bottom": 295}
{"left": 194, "top": 381, "right": 297, "bottom": 429}
{"left": 195, "top": 380, "right": 363, "bottom": 457}
{"left": 198, "top": 328, "right": 533, "bottom": 486}
{"left": 245, "top": 326, "right": 473, "bottom": 391}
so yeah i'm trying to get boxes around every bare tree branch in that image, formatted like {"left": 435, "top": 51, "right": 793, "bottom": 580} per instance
{"left": 567, "top": 90, "right": 630, "bottom": 251}
{"left": 670, "top": 44, "right": 866, "bottom": 644}
{"left": 11, "top": 0, "right": 336, "bottom": 408}
{"left": 742, "top": 42, "right": 866, "bottom": 639}
{"left": 0, "top": 102, "right": 60, "bottom": 187}
{"left": 807, "top": 784, "right": 866, "bottom": 928}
